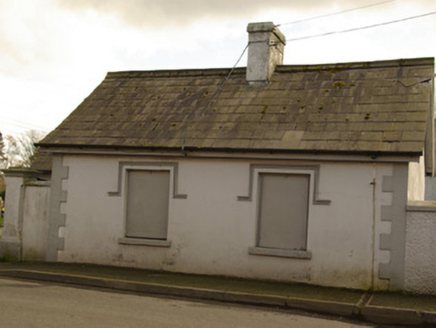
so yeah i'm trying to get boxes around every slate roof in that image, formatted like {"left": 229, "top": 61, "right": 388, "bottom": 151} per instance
{"left": 30, "top": 151, "right": 52, "bottom": 173}
{"left": 39, "top": 58, "right": 434, "bottom": 156}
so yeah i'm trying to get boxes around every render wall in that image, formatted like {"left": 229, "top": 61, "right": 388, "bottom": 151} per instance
{"left": 405, "top": 202, "right": 436, "bottom": 294}
{"left": 50, "top": 154, "right": 403, "bottom": 290}
{"left": 22, "top": 184, "right": 50, "bottom": 261}
{"left": 0, "top": 175, "right": 24, "bottom": 258}
{"left": 0, "top": 174, "right": 50, "bottom": 261}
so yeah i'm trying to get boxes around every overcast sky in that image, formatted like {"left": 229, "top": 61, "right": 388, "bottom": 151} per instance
{"left": 1, "top": 0, "right": 435, "bottom": 136}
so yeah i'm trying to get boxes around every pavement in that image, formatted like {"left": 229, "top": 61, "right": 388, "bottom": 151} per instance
{"left": 0, "top": 262, "right": 435, "bottom": 327}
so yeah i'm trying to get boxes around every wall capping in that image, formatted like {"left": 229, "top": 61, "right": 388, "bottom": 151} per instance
{"left": 407, "top": 201, "right": 436, "bottom": 212}
{"left": 24, "top": 181, "right": 51, "bottom": 187}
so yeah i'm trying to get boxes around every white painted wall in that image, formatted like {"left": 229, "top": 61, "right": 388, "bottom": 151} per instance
{"left": 405, "top": 204, "right": 436, "bottom": 294}
{"left": 1, "top": 175, "right": 23, "bottom": 243}
{"left": 22, "top": 184, "right": 50, "bottom": 261}
{"left": 0, "top": 175, "right": 51, "bottom": 260}
{"left": 58, "top": 155, "right": 394, "bottom": 290}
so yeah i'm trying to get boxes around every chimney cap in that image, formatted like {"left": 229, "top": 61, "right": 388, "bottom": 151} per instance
{"left": 247, "top": 22, "right": 286, "bottom": 45}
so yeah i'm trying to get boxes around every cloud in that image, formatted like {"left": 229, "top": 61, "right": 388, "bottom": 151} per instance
{"left": 0, "top": 0, "right": 69, "bottom": 79}
{"left": 54, "top": 0, "right": 436, "bottom": 30}
{"left": 54, "top": 0, "right": 342, "bottom": 28}
{"left": 1, "top": 0, "right": 434, "bottom": 136}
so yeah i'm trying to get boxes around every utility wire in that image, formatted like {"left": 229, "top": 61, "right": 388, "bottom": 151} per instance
{"left": 181, "top": 43, "right": 249, "bottom": 151}
{"left": 276, "top": 0, "right": 396, "bottom": 27}
{"left": 2, "top": 122, "right": 47, "bottom": 132}
{"left": 200, "top": 43, "right": 248, "bottom": 116}
{"left": 286, "top": 11, "right": 436, "bottom": 42}
{"left": 2, "top": 118, "right": 48, "bottom": 132}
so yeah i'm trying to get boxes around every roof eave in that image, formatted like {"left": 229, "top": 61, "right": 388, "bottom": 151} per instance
{"left": 36, "top": 143, "right": 423, "bottom": 159}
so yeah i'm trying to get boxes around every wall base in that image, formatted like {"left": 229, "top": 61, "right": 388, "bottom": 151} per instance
{"left": 0, "top": 239, "right": 21, "bottom": 261}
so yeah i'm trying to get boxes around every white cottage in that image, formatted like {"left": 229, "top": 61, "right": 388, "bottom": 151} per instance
{"left": 2, "top": 22, "right": 435, "bottom": 292}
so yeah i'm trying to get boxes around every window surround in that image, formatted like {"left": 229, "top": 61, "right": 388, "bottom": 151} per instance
{"left": 248, "top": 246, "right": 312, "bottom": 259}
{"left": 239, "top": 164, "right": 331, "bottom": 259}
{"left": 119, "top": 237, "right": 171, "bottom": 247}
{"left": 238, "top": 164, "right": 330, "bottom": 205}
{"left": 108, "top": 162, "right": 186, "bottom": 247}
{"left": 108, "top": 161, "right": 187, "bottom": 199}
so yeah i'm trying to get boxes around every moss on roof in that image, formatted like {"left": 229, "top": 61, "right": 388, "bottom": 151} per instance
{"left": 39, "top": 58, "right": 435, "bottom": 155}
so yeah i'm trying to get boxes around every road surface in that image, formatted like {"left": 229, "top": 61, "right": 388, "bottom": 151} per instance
{"left": 0, "top": 277, "right": 373, "bottom": 327}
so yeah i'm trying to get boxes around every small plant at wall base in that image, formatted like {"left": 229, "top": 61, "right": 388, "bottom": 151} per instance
{"left": 0, "top": 256, "right": 17, "bottom": 262}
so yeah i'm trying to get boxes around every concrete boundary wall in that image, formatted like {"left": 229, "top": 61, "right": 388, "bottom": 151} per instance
{"left": 405, "top": 201, "right": 436, "bottom": 294}
{"left": 21, "top": 182, "right": 51, "bottom": 261}
{"left": 0, "top": 170, "right": 50, "bottom": 261}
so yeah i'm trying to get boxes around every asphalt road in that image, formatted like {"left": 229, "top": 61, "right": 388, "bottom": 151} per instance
{"left": 0, "top": 277, "right": 373, "bottom": 328}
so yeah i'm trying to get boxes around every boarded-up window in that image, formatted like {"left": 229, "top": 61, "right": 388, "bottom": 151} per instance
{"left": 257, "top": 173, "right": 310, "bottom": 250}
{"left": 126, "top": 170, "right": 170, "bottom": 240}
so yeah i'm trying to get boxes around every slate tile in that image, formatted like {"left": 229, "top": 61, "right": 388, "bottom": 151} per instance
{"left": 39, "top": 59, "right": 433, "bottom": 154}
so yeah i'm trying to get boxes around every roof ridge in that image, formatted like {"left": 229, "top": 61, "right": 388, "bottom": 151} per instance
{"left": 107, "top": 67, "right": 246, "bottom": 79}
{"left": 276, "top": 58, "right": 435, "bottom": 73}
{"left": 107, "top": 58, "right": 434, "bottom": 79}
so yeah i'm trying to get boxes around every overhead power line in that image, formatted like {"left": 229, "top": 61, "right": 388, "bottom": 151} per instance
{"left": 286, "top": 11, "right": 436, "bottom": 42}
{"left": 181, "top": 43, "right": 249, "bottom": 150}
{"left": 3, "top": 119, "right": 47, "bottom": 131}
{"left": 276, "top": 0, "right": 396, "bottom": 27}
{"left": 200, "top": 43, "right": 248, "bottom": 117}
{"left": 2, "top": 118, "right": 49, "bottom": 132}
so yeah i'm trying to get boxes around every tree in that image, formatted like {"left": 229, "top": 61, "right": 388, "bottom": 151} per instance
{"left": 0, "top": 130, "right": 46, "bottom": 169}
{"left": 0, "top": 132, "right": 6, "bottom": 169}
{"left": 0, "top": 130, "right": 47, "bottom": 210}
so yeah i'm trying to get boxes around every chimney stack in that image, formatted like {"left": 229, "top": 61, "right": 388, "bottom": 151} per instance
{"left": 246, "top": 22, "right": 286, "bottom": 86}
